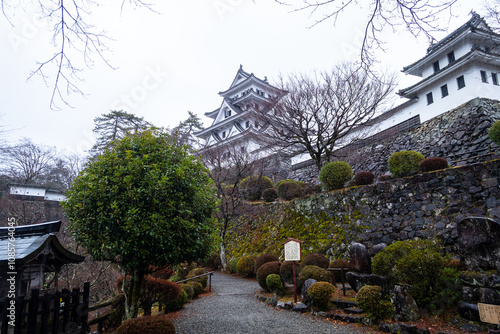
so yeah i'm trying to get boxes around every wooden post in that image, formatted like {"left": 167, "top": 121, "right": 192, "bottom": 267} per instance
{"left": 41, "top": 294, "right": 50, "bottom": 334}
{"left": 292, "top": 261, "right": 298, "bottom": 303}
{"left": 81, "top": 282, "right": 90, "bottom": 334}
{"left": 209, "top": 273, "right": 212, "bottom": 292}
{"left": 281, "top": 238, "right": 304, "bottom": 305}
{"left": 52, "top": 291, "right": 61, "bottom": 334}
{"left": 27, "top": 289, "right": 39, "bottom": 334}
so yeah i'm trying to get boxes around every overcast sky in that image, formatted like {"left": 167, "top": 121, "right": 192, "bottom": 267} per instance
{"left": 0, "top": 0, "right": 486, "bottom": 156}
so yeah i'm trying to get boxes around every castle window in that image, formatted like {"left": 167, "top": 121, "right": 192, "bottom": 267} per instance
{"left": 245, "top": 121, "right": 250, "bottom": 128}
{"left": 440, "top": 84, "right": 449, "bottom": 98}
{"left": 224, "top": 109, "right": 231, "bottom": 118}
{"left": 457, "top": 75, "right": 466, "bottom": 89}
{"left": 222, "top": 131, "right": 226, "bottom": 138}
{"left": 481, "top": 70, "right": 488, "bottom": 83}
{"left": 433, "top": 61, "right": 440, "bottom": 73}
{"left": 426, "top": 92, "right": 434, "bottom": 105}
{"left": 447, "top": 51, "right": 455, "bottom": 64}
{"left": 493, "top": 73, "right": 499, "bottom": 86}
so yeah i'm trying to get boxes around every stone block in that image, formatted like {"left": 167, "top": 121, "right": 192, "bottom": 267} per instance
{"left": 349, "top": 242, "right": 371, "bottom": 273}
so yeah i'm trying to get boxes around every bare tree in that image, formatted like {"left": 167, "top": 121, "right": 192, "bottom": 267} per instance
{"left": 1, "top": 0, "right": 155, "bottom": 110}
{"left": 485, "top": 0, "right": 500, "bottom": 31}
{"left": 91, "top": 110, "right": 154, "bottom": 154}
{"left": 257, "top": 63, "right": 396, "bottom": 170}
{"left": 201, "top": 145, "right": 264, "bottom": 270}
{"left": 1, "top": 138, "right": 57, "bottom": 184}
{"left": 274, "top": 0, "right": 460, "bottom": 65}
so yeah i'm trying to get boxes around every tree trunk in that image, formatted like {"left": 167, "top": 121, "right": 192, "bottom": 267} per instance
{"left": 220, "top": 242, "right": 227, "bottom": 271}
{"left": 123, "top": 266, "right": 145, "bottom": 320}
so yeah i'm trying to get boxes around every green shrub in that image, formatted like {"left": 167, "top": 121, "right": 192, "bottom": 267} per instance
{"left": 189, "top": 281, "right": 204, "bottom": 298}
{"left": 318, "top": 161, "right": 353, "bottom": 191}
{"left": 187, "top": 268, "right": 207, "bottom": 288}
{"left": 372, "top": 239, "right": 448, "bottom": 307}
{"left": 256, "top": 261, "right": 281, "bottom": 291}
{"left": 419, "top": 157, "right": 449, "bottom": 173}
{"left": 308, "top": 281, "right": 335, "bottom": 311}
{"left": 329, "top": 259, "right": 350, "bottom": 282}
{"left": 356, "top": 285, "right": 392, "bottom": 320}
{"left": 237, "top": 255, "right": 256, "bottom": 277}
{"left": 277, "top": 180, "right": 304, "bottom": 200}
{"left": 280, "top": 261, "right": 296, "bottom": 284}
{"left": 115, "top": 315, "right": 176, "bottom": 334}
{"left": 164, "top": 289, "right": 188, "bottom": 313}
{"left": 262, "top": 188, "right": 278, "bottom": 202}
{"left": 300, "top": 253, "right": 329, "bottom": 269}
{"left": 240, "top": 175, "right": 274, "bottom": 201}
{"left": 255, "top": 254, "right": 279, "bottom": 274}
{"left": 229, "top": 257, "right": 240, "bottom": 274}
{"left": 266, "top": 274, "right": 285, "bottom": 296}
{"left": 180, "top": 283, "right": 194, "bottom": 300}
{"left": 489, "top": 120, "right": 500, "bottom": 145}
{"left": 298, "top": 265, "right": 333, "bottom": 289}
{"left": 352, "top": 171, "right": 375, "bottom": 186}
{"left": 387, "top": 150, "right": 425, "bottom": 178}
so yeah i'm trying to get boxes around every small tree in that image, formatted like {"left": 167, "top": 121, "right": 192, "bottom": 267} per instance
{"left": 63, "top": 130, "right": 217, "bottom": 319}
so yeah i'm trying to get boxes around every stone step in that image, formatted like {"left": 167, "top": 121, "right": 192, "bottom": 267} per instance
{"left": 331, "top": 299, "right": 357, "bottom": 309}
{"left": 344, "top": 307, "right": 364, "bottom": 314}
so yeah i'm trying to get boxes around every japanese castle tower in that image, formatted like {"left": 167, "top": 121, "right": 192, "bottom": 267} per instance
{"left": 195, "top": 66, "right": 285, "bottom": 156}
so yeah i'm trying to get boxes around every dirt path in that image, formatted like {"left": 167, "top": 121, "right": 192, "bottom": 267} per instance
{"left": 172, "top": 271, "right": 369, "bottom": 334}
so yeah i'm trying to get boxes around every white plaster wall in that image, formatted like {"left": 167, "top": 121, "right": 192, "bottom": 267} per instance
{"left": 9, "top": 186, "right": 45, "bottom": 197}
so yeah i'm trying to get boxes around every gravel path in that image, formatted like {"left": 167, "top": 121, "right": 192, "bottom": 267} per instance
{"left": 173, "top": 271, "right": 368, "bottom": 334}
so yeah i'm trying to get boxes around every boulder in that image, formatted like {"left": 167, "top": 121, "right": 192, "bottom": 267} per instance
{"left": 346, "top": 272, "right": 391, "bottom": 294}
{"left": 369, "top": 243, "right": 387, "bottom": 257}
{"left": 457, "top": 217, "right": 500, "bottom": 270}
{"left": 479, "top": 288, "right": 500, "bottom": 304}
{"left": 292, "top": 302, "right": 308, "bottom": 313}
{"left": 391, "top": 285, "right": 420, "bottom": 322}
{"left": 301, "top": 278, "right": 317, "bottom": 307}
{"left": 349, "top": 242, "right": 371, "bottom": 273}
{"left": 458, "top": 302, "right": 481, "bottom": 322}
{"left": 462, "top": 286, "right": 478, "bottom": 303}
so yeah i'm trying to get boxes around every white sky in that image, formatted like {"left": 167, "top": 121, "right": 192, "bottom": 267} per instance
{"left": 0, "top": 0, "right": 485, "bottom": 156}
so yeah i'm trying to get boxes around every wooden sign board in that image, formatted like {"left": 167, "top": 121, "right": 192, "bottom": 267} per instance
{"left": 478, "top": 303, "right": 500, "bottom": 325}
{"left": 283, "top": 238, "right": 303, "bottom": 262}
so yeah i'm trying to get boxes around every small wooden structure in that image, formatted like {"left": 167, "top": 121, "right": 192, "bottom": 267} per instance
{"left": 0, "top": 221, "right": 84, "bottom": 298}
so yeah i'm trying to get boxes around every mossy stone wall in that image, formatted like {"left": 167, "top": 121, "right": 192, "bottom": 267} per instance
{"left": 227, "top": 160, "right": 500, "bottom": 259}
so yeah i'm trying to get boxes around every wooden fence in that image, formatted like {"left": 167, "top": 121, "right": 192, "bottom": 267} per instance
{"left": 0, "top": 282, "right": 89, "bottom": 334}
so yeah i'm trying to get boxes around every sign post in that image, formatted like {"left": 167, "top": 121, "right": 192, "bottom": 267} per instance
{"left": 478, "top": 303, "right": 500, "bottom": 326}
{"left": 282, "top": 238, "right": 303, "bottom": 303}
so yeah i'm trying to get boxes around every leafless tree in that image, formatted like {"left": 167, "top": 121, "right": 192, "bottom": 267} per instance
{"left": 485, "top": 0, "right": 500, "bottom": 31}
{"left": 1, "top": 0, "right": 156, "bottom": 110}
{"left": 257, "top": 63, "right": 396, "bottom": 170}
{"left": 274, "top": 0, "right": 460, "bottom": 65}
{"left": 1, "top": 138, "right": 57, "bottom": 184}
{"left": 201, "top": 145, "right": 265, "bottom": 270}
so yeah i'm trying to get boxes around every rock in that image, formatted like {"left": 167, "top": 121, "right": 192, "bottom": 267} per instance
{"left": 400, "top": 324, "right": 418, "bottom": 334}
{"left": 391, "top": 285, "right": 420, "bottom": 322}
{"left": 301, "top": 278, "right": 317, "bottom": 307}
{"left": 417, "top": 328, "right": 430, "bottom": 334}
{"left": 457, "top": 216, "right": 500, "bottom": 269}
{"left": 346, "top": 272, "right": 391, "bottom": 294}
{"left": 369, "top": 243, "right": 387, "bottom": 257}
{"left": 457, "top": 302, "right": 481, "bottom": 322}
{"left": 292, "top": 302, "right": 308, "bottom": 313}
{"left": 344, "top": 307, "right": 363, "bottom": 314}
{"left": 276, "top": 301, "right": 285, "bottom": 309}
{"left": 379, "top": 323, "right": 392, "bottom": 333}
{"left": 461, "top": 323, "right": 483, "bottom": 332}
{"left": 462, "top": 286, "right": 478, "bottom": 303}
{"left": 479, "top": 288, "right": 500, "bottom": 304}
{"left": 284, "top": 301, "right": 293, "bottom": 310}
{"left": 349, "top": 242, "right": 371, "bottom": 273}
{"left": 266, "top": 296, "right": 277, "bottom": 307}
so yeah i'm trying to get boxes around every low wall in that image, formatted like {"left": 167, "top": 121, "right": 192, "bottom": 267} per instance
{"left": 227, "top": 159, "right": 500, "bottom": 261}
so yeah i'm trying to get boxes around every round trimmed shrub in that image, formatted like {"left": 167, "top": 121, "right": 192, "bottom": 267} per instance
{"left": 298, "top": 265, "right": 333, "bottom": 289}
{"left": 189, "top": 281, "right": 204, "bottom": 298}
{"left": 277, "top": 180, "right": 304, "bottom": 200}
{"left": 187, "top": 268, "right": 207, "bottom": 288}
{"left": 280, "top": 261, "right": 296, "bottom": 284}
{"left": 372, "top": 239, "right": 448, "bottom": 307}
{"left": 308, "top": 281, "right": 335, "bottom": 311}
{"left": 262, "top": 188, "right": 278, "bottom": 202}
{"left": 356, "top": 285, "right": 392, "bottom": 320}
{"left": 387, "top": 150, "right": 424, "bottom": 178}
{"left": 255, "top": 254, "right": 279, "bottom": 274}
{"left": 300, "top": 253, "right": 329, "bottom": 269}
{"left": 419, "top": 157, "right": 448, "bottom": 173}
{"left": 180, "top": 283, "right": 194, "bottom": 300}
{"left": 489, "top": 120, "right": 500, "bottom": 145}
{"left": 229, "top": 257, "right": 240, "bottom": 274}
{"left": 237, "top": 255, "right": 256, "bottom": 277}
{"left": 115, "top": 315, "right": 176, "bottom": 334}
{"left": 164, "top": 289, "right": 188, "bottom": 313}
{"left": 329, "top": 259, "right": 350, "bottom": 282}
{"left": 352, "top": 171, "right": 375, "bottom": 186}
{"left": 318, "top": 161, "right": 353, "bottom": 191}
{"left": 240, "top": 175, "right": 274, "bottom": 201}
{"left": 256, "top": 261, "right": 281, "bottom": 291}
{"left": 266, "top": 274, "right": 285, "bottom": 296}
